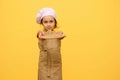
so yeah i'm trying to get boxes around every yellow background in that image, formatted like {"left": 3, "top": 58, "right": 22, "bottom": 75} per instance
{"left": 1, "top": 0, "right": 120, "bottom": 80}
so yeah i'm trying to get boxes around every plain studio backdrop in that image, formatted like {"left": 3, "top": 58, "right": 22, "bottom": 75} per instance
{"left": 0, "top": 0, "right": 120, "bottom": 80}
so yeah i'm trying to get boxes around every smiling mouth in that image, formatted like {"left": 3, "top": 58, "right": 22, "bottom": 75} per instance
{"left": 47, "top": 27, "right": 52, "bottom": 29}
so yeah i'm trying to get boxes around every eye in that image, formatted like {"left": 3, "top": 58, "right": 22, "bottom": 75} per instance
{"left": 43, "top": 21, "right": 48, "bottom": 23}
{"left": 50, "top": 20, "right": 54, "bottom": 23}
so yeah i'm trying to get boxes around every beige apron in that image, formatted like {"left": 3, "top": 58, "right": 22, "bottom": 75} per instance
{"left": 38, "top": 31, "right": 62, "bottom": 80}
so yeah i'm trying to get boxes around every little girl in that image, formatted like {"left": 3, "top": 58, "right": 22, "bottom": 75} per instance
{"left": 36, "top": 8, "right": 66, "bottom": 80}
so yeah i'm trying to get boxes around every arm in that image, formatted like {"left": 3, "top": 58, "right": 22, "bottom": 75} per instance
{"left": 37, "top": 31, "right": 66, "bottom": 39}
{"left": 56, "top": 31, "right": 66, "bottom": 39}
{"left": 37, "top": 30, "right": 46, "bottom": 39}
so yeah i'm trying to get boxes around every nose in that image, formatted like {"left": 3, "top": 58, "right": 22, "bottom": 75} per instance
{"left": 47, "top": 23, "right": 51, "bottom": 27}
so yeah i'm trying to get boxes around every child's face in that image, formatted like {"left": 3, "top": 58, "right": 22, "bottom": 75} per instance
{"left": 42, "top": 15, "right": 55, "bottom": 31}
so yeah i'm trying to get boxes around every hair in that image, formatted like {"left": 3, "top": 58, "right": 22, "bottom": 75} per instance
{"left": 40, "top": 18, "right": 57, "bottom": 28}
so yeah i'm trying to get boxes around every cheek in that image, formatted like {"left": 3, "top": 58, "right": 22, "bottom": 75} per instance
{"left": 42, "top": 23, "right": 47, "bottom": 26}
{"left": 52, "top": 22, "right": 55, "bottom": 26}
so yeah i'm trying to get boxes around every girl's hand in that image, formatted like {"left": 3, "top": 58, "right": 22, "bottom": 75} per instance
{"left": 56, "top": 31, "right": 66, "bottom": 39}
{"left": 37, "top": 31, "right": 46, "bottom": 39}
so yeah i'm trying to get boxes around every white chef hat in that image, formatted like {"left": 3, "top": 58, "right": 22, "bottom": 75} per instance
{"left": 36, "top": 8, "right": 56, "bottom": 24}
